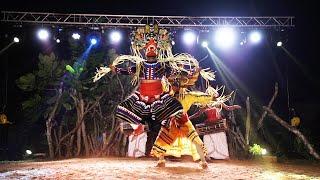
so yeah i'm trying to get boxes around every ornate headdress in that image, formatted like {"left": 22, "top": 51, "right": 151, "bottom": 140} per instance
{"left": 130, "top": 24, "right": 173, "bottom": 59}
{"left": 94, "top": 24, "right": 215, "bottom": 87}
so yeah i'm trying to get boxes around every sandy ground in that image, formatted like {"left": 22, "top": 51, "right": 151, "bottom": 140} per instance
{"left": 0, "top": 157, "right": 319, "bottom": 180}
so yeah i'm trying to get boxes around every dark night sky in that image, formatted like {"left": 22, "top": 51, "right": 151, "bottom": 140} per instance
{"left": 1, "top": 0, "right": 319, "bottom": 158}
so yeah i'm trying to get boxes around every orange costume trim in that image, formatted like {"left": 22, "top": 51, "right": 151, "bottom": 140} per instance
{"left": 151, "top": 113, "right": 207, "bottom": 160}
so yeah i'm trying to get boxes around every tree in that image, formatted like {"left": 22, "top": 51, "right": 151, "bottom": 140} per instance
{"left": 16, "top": 53, "right": 66, "bottom": 158}
{"left": 17, "top": 33, "right": 135, "bottom": 158}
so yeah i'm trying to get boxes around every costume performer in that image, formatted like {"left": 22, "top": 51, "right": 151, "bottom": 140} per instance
{"left": 189, "top": 100, "right": 241, "bottom": 125}
{"left": 93, "top": 25, "right": 215, "bottom": 169}
{"left": 162, "top": 83, "right": 240, "bottom": 160}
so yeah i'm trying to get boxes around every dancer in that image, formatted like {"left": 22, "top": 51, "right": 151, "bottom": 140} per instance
{"left": 94, "top": 25, "right": 214, "bottom": 168}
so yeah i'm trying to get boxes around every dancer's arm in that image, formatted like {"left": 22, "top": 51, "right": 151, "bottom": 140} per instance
{"left": 189, "top": 108, "right": 206, "bottom": 120}
{"left": 221, "top": 103, "right": 241, "bottom": 111}
{"left": 110, "top": 64, "right": 136, "bottom": 75}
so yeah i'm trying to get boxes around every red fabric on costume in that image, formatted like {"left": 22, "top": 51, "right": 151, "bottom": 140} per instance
{"left": 204, "top": 107, "right": 221, "bottom": 123}
{"left": 139, "top": 81, "right": 163, "bottom": 96}
{"left": 178, "top": 113, "right": 189, "bottom": 124}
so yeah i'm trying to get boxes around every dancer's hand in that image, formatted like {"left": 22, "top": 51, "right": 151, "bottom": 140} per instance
{"left": 224, "top": 104, "right": 241, "bottom": 111}
{"left": 161, "top": 119, "right": 170, "bottom": 128}
{"left": 109, "top": 64, "right": 116, "bottom": 73}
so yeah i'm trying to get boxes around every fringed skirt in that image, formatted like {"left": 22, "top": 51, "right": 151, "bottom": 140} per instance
{"left": 151, "top": 120, "right": 207, "bottom": 160}
{"left": 115, "top": 91, "right": 183, "bottom": 126}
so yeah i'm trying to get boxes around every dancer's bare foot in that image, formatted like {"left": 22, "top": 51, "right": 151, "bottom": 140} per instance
{"left": 199, "top": 161, "right": 208, "bottom": 169}
{"left": 156, "top": 160, "right": 166, "bottom": 168}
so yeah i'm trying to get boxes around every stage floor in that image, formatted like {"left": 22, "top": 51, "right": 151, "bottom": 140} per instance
{"left": 0, "top": 157, "right": 319, "bottom": 179}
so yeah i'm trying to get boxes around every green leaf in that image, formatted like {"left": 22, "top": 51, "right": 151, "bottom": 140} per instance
{"left": 63, "top": 103, "right": 73, "bottom": 110}
{"left": 22, "top": 94, "right": 41, "bottom": 110}
{"left": 46, "top": 94, "right": 58, "bottom": 105}
{"left": 16, "top": 73, "right": 36, "bottom": 91}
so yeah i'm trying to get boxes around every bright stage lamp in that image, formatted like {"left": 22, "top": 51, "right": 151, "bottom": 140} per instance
{"left": 171, "top": 40, "right": 175, "bottom": 45}
{"left": 214, "top": 27, "right": 236, "bottom": 49}
{"left": 201, "top": 41, "right": 208, "bottom": 48}
{"left": 277, "top": 41, "right": 282, "bottom": 47}
{"left": 110, "top": 31, "right": 121, "bottom": 43}
{"left": 13, "top": 37, "right": 19, "bottom": 43}
{"left": 261, "top": 148, "right": 267, "bottom": 155}
{"left": 26, "top": 150, "right": 32, "bottom": 155}
{"left": 249, "top": 31, "right": 262, "bottom": 44}
{"left": 183, "top": 31, "right": 196, "bottom": 45}
{"left": 91, "top": 38, "right": 97, "bottom": 45}
{"left": 56, "top": 39, "right": 61, "bottom": 43}
{"left": 38, "top": 29, "right": 49, "bottom": 41}
{"left": 72, "top": 33, "right": 81, "bottom": 40}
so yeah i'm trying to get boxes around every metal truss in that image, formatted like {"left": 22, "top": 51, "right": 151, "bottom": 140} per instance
{"left": 1, "top": 11, "right": 294, "bottom": 28}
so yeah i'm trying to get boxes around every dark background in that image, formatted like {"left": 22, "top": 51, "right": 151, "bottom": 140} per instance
{"left": 1, "top": 0, "right": 319, "bottom": 159}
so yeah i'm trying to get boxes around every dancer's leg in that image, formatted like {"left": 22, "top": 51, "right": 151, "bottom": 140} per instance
{"left": 194, "top": 142, "right": 208, "bottom": 169}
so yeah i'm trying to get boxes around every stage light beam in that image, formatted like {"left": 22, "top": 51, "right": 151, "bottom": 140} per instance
{"left": 183, "top": 31, "right": 196, "bottom": 45}
{"left": 261, "top": 148, "right": 267, "bottom": 155}
{"left": 56, "top": 39, "right": 61, "bottom": 43}
{"left": 26, "top": 150, "right": 32, "bottom": 155}
{"left": 110, "top": 31, "right": 121, "bottom": 43}
{"left": 249, "top": 31, "right": 262, "bottom": 44}
{"left": 37, "top": 29, "right": 49, "bottom": 41}
{"left": 201, "top": 41, "right": 208, "bottom": 48}
{"left": 72, "top": 33, "right": 81, "bottom": 40}
{"left": 277, "top": 41, "right": 282, "bottom": 47}
{"left": 91, "top": 38, "right": 97, "bottom": 45}
{"left": 214, "top": 27, "right": 237, "bottom": 49}
{"left": 13, "top": 37, "right": 19, "bottom": 43}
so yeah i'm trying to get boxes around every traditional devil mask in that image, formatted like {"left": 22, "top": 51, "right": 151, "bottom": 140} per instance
{"left": 145, "top": 38, "right": 158, "bottom": 57}
{"left": 130, "top": 24, "right": 172, "bottom": 58}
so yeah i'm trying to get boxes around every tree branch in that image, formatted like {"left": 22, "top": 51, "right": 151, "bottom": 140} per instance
{"left": 263, "top": 106, "right": 320, "bottom": 160}
{"left": 257, "top": 83, "right": 278, "bottom": 129}
{"left": 116, "top": 74, "right": 125, "bottom": 100}
{"left": 58, "top": 92, "right": 105, "bottom": 146}
{"left": 84, "top": 92, "right": 106, "bottom": 114}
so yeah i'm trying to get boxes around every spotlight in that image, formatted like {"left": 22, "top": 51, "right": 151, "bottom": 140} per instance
{"left": 171, "top": 40, "right": 175, "bottom": 45}
{"left": 91, "top": 38, "right": 97, "bottom": 45}
{"left": 261, "top": 148, "right": 267, "bottom": 155}
{"left": 37, "top": 29, "right": 49, "bottom": 41}
{"left": 183, "top": 31, "right": 196, "bottom": 45}
{"left": 56, "top": 39, "right": 61, "bottom": 43}
{"left": 240, "top": 41, "right": 244, "bottom": 46}
{"left": 201, "top": 41, "right": 208, "bottom": 48}
{"left": 110, "top": 31, "right": 121, "bottom": 43}
{"left": 26, "top": 150, "right": 32, "bottom": 155}
{"left": 277, "top": 41, "right": 282, "bottom": 47}
{"left": 13, "top": 37, "right": 19, "bottom": 43}
{"left": 214, "top": 27, "right": 237, "bottom": 49}
{"left": 249, "top": 31, "right": 262, "bottom": 44}
{"left": 72, "top": 33, "right": 81, "bottom": 40}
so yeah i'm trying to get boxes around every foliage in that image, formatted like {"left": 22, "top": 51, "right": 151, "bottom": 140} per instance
{"left": 249, "top": 144, "right": 264, "bottom": 156}
{"left": 16, "top": 53, "right": 67, "bottom": 121}
{"left": 16, "top": 34, "right": 134, "bottom": 158}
